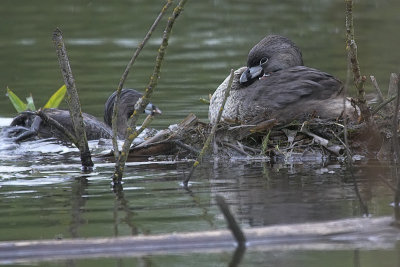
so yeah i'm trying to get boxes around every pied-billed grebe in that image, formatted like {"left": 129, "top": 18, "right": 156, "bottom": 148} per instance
{"left": 104, "top": 89, "right": 161, "bottom": 139}
{"left": 209, "top": 35, "right": 354, "bottom": 124}
{"left": 7, "top": 89, "right": 161, "bottom": 142}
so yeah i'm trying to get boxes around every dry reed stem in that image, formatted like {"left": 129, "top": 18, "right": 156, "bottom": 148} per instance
{"left": 111, "top": 1, "right": 173, "bottom": 160}
{"left": 183, "top": 69, "right": 234, "bottom": 186}
{"left": 113, "top": 0, "right": 188, "bottom": 183}
{"left": 52, "top": 28, "right": 93, "bottom": 170}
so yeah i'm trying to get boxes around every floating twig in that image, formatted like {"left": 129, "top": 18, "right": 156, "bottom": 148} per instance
{"left": 113, "top": 0, "right": 188, "bottom": 183}
{"left": 111, "top": 1, "right": 173, "bottom": 160}
{"left": 52, "top": 28, "right": 93, "bottom": 170}
{"left": 183, "top": 69, "right": 234, "bottom": 186}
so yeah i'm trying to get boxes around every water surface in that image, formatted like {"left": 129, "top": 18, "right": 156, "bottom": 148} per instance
{"left": 1, "top": 0, "right": 400, "bottom": 266}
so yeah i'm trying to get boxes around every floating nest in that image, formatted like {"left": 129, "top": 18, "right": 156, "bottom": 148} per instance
{"left": 111, "top": 107, "right": 392, "bottom": 163}
{"left": 5, "top": 103, "right": 393, "bottom": 163}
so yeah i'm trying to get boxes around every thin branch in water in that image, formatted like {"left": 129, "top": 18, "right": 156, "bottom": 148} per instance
{"left": 133, "top": 114, "right": 155, "bottom": 142}
{"left": 344, "top": 1, "right": 369, "bottom": 217}
{"left": 113, "top": 0, "right": 188, "bottom": 184}
{"left": 394, "top": 167, "right": 400, "bottom": 224}
{"left": 215, "top": 195, "right": 246, "bottom": 248}
{"left": 392, "top": 79, "right": 400, "bottom": 163}
{"left": 52, "top": 28, "right": 93, "bottom": 170}
{"left": 36, "top": 110, "right": 78, "bottom": 146}
{"left": 228, "top": 246, "right": 246, "bottom": 267}
{"left": 183, "top": 69, "right": 235, "bottom": 187}
{"left": 345, "top": 0, "right": 372, "bottom": 123}
{"left": 343, "top": 56, "right": 352, "bottom": 158}
{"left": 111, "top": 0, "right": 173, "bottom": 160}
{"left": 392, "top": 73, "right": 400, "bottom": 208}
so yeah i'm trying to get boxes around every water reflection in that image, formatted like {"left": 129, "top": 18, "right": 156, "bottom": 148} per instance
{"left": 0, "top": 155, "right": 399, "bottom": 265}
{"left": 205, "top": 159, "right": 397, "bottom": 227}
{"left": 229, "top": 246, "right": 246, "bottom": 267}
{"left": 113, "top": 183, "right": 139, "bottom": 236}
{"left": 69, "top": 177, "right": 89, "bottom": 238}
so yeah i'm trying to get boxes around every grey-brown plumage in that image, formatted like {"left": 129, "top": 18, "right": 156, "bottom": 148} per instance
{"left": 9, "top": 109, "right": 113, "bottom": 141}
{"left": 209, "top": 35, "right": 353, "bottom": 124}
{"left": 104, "top": 89, "right": 161, "bottom": 138}
{"left": 247, "top": 35, "right": 303, "bottom": 73}
{"left": 8, "top": 89, "right": 161, "bottom": 142}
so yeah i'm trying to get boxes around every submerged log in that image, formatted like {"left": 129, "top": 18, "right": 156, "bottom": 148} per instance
{"left": 0, "top": 216, "right": 397, "bottom": 264}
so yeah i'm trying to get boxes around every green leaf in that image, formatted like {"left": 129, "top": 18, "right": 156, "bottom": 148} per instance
{"left": 26, "top": 94, "right": 36, "bottom": 111}
{"left": 43, "top": 84, "right": 66, "bottom": 109}
{"left": 6, "top": 87, "right": 27, "bottom": 113}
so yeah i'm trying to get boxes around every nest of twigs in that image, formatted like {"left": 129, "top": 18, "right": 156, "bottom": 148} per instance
{"left": 108, "top": 103, "right": 396, "bottom": 162}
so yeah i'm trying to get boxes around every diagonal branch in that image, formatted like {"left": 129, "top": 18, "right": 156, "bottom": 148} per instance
{"left": 183, "top": 69, "right": 235, "bottom": 187}
{"left": 111, "top": 0, "right": 173, "bottom": 160}
{"left": 112, "top": 0, "right": 188, "bottom": 183}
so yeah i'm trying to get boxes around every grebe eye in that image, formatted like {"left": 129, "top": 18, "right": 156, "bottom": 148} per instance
{"left": 260, "top": 57, "right": 269, "bottom": 66}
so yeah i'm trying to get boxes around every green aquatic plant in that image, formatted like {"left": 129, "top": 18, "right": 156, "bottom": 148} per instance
{"left": 6, "top": 84, "right": 66, "bottom": 112}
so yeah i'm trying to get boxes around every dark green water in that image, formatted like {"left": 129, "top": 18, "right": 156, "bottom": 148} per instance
{"left": 1, "top": 0, "right": 400, "bottom": 127}
{"left": 0, "top": 0, "right": 400, "bottom": 266}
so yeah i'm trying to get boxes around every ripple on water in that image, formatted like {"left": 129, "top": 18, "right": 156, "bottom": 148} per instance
{"left": 0, "top": 176, "right": 71, "bottom": 187}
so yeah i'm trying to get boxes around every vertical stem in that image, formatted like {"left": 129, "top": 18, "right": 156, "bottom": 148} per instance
{"left": 260, "top": 130, "right": 271, "bottom": 156}
{"left": 343, "top": 56, "right": 352, "bottom": 157}
{"left": 183, "top": 69, "right": 234, "bottom": 186}
{"left": 52, "top": 28, "right": 93, "bottom": 170}
{"left": 113, "top": 0, "right": 188, "bottom": 183}
{"left": 111, "top": 0, "right": 173, "bottom": 160}
{"left": 393, "top": 74, "right": 400, "bottom": 209}
{"left": 392, "top": 78, "right": 400, "bottom": 162}
{"left": 345, "top": 0, "right": 372, "bottom": 123}
{"left": 344, "top": 2, "right": 369, "bottom": 216}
